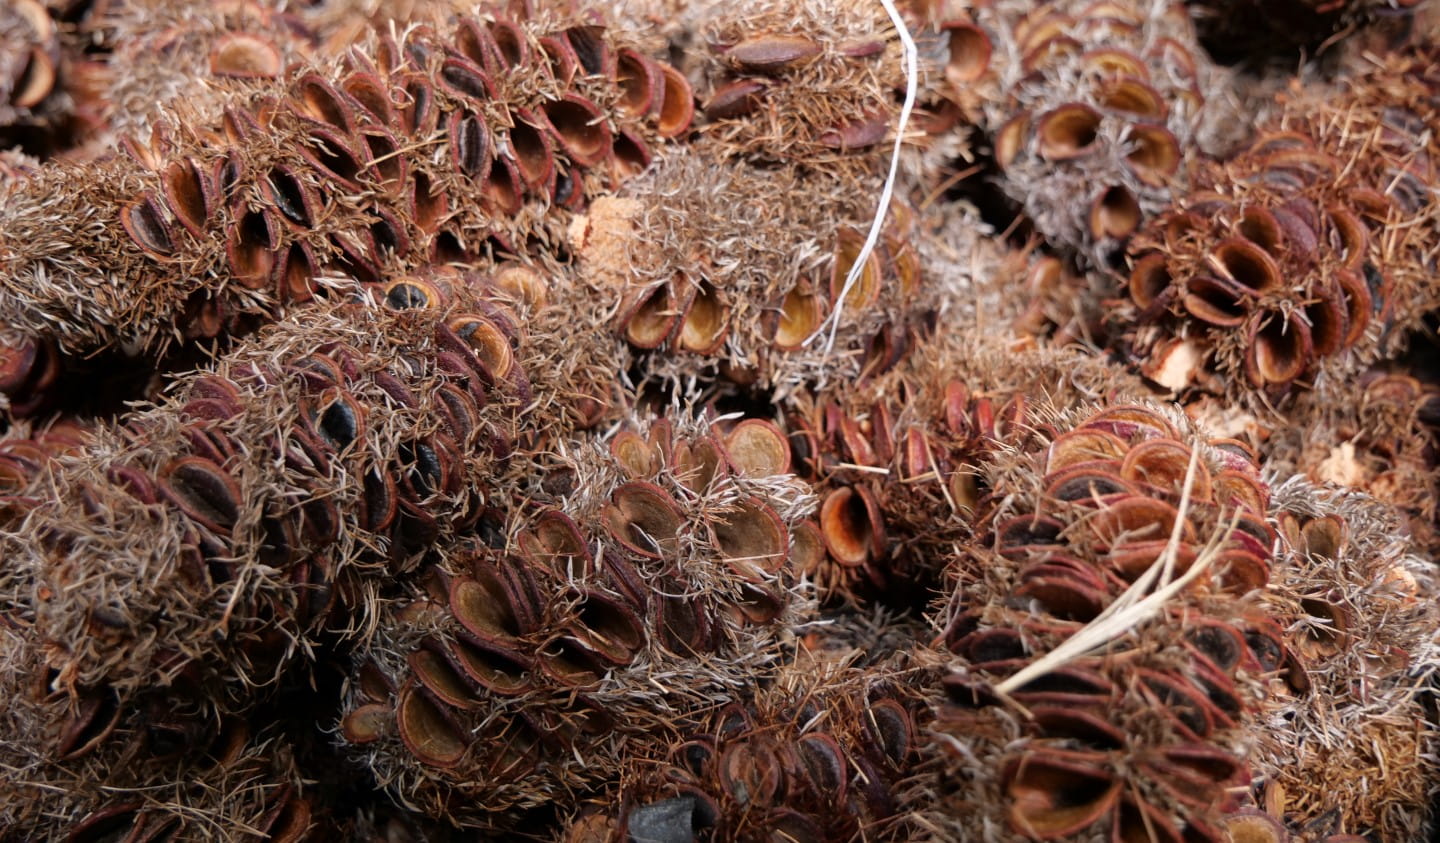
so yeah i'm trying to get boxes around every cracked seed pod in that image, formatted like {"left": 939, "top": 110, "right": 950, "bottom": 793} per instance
{"left": 943, "top": 0, "right": 1224, "bottom": 264}
{"left": 1123, "top": 44, "right": 1440, "bottom": 403}
{"left": 574, "top": 144, "right": 1002, "bottom": 397}
{"left": 610, "top": 658, "right": 928, "bottom": 842}
{"left": 1252, "top": 479, "right": 1440, "bottom": 840}
{"left": 690, "top": 0, "right": 907, "bottom": 164}
{"left": 7, "top": 269, "right": 621, "bottom": 705}
{"left": 1184, "top": 0, "right": 1424, "bottom": 65}
{"left": 0, "top": 0, "right": 67, "bottom": 137}
{"left": 0, "top": 9, "right": 693, "bottom": 414}
{"left": 336, "top": 410, "right": 814, "bottom": 830}
{"left": 903, "top": 401, "right": 1286, "bottom": 840}
{"left": 0, "top": 625, "right": 313, "bottom": 841}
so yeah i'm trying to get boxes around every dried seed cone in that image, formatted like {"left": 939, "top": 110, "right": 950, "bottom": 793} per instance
{"left": 0, "top": 9, "right": 693, "bottom": 380}
{"left": 785, "top": 321, "right": 1148, "bottom": 606}
{"left": 336, "top": 411, "right": 815, "bottom": 829}
{"left": 575, "top": 143, "right": 1003, "bottom": 397}
{"left": 0, "top": 625, "right": 313, "bottom": 841}
{"left": 8, "top": 270, "right": 615, "bottom": 703}
{"left": 1269, "top": 369, "right": 1440, "bottom": 552}
{"left": 1123, "top": 44, "right": 1440, "bottom": 401}
{"left": 949, "top": 0, "right": 1224, "bottom": 263}
{"left": 0, "top": 0, "right": 66, "bottom": 134}
{"left": 907, "top": 401, "right": 1282, "bottom": 840}
{"left": 1255, "top": 479, "right": 1440, "bottom": 839}
{"left": 691, "top": 0, "right": 908, "bottom": 164}
{"left": 608, "top": 657, "right": 928, "bottom": 842}
{"left": 90, "top": 0, "right": 322, "bottom": 138}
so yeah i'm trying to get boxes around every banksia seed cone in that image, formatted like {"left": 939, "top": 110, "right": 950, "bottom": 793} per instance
{"left": 1252, "top": 479, "right": 1440, "bottom": 839}
{"left": 9, "top": 270, "right": 607, "bottom": 702}
{"left": 0, "top": 9, "right": 693, "bottom": 401}
{"left": 575, "top": 144, "right": 1001, "bottom": 396}
{"left": 336, "top": 411, "right": 814, "bottom": 829}
{"left": 1123, "top": 44, "right": 1440, "bottom": 400}
{"left": 609, "top": 658, "right": 926, "bottom": 841}
{"left": 913, "top": 401, "right": 1282, "bottom": 840}
{"left": 91, "top": 0, "right": 321, "bottom": 138}
{"left": 0, "top": 625, "right": 313, "bottom": 841}
{"left": 787, "top": 326, "right": 1147, "bottom": 606}
{"left": 944, "top": 0, "right": 1223, "bottom": 263}
{"left": 0, "top": 0, "right": 66, "bottom": 136}
{"left": 692, "top": 0, "right": 907, "bottom": 164}
{"left": 1269, "top": 369, "right": 1440, "bottom": 551}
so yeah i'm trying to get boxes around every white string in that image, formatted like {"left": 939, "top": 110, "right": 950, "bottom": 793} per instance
{"left": 805, "top": 0, "right": 919, "bottom": 353}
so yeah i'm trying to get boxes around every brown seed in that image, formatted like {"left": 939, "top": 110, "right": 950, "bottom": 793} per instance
{"left": 830, "top": 228, "right": 882, "bottom": 311}
{"left": 726, "top": 33, "right": 822, "bottom": 72}
{"left": 1124, "top": 123, "right": 1181, "bottom": 185}
{"left": 1119, "top": 438, "right": 1210, "bottom": 499}
{"left": 450, "top": 567, "right": 525, "bottom": 645}
{"left": 678, "top": 283, "right": 728, "bottom": 354}
{"left": 159, "top": 456, "right": 241, "bottom": 533}
{"left": 120, "top": 194, "right": 175, "bottom": 258}
{"left": 567, "top": 588, "right": 644, "bottom": 665}
{"left": 209, "top": 33, "right": 282, "bottom": 79}
{"left": 1100, "top": 77, "right": 1166, "bottom": 119}
{"left": 1245, "top": 312, "right": 1312, "bottom": 386}
{"left": 448, "top": 633, "right": 532, "bottom": 696}
{"left": 622, "top": 283, "right": 680, "bottom": 349}
{"left": 995, "top": 113, "right": 1029, "bottom": 169}
{"left": 410, "top": 640, "right": 483, "bottom": 710}
{"left": 449, "top": 315, "right": 515, "bottom": 381}
{"left": 11, "top": 48, "right": 55, "bottom": 109}
{"left": 543, "top": 94, "right": 612, "bottom": 167}
{"left": 1182, "top": 275, "right": 1249, "bottom": 327}
{"left": 341, "top": 703, "right": 390, "bottom": 743}
{"left": 774, "top": 287, "right": 824, "bottom": 350}
{"left": 704, "top": 78, "right": 767, "bottom": 120}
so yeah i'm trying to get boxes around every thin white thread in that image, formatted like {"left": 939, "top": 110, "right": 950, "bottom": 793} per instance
{"left": 806, "top": 0, "right": 919, "bottom": 353}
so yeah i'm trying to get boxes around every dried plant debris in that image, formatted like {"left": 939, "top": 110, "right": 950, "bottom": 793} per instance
{"left": 1184, "top": 0, "right": 1426, "bottom": 66}
{"left": 0, "top": 8, "right": 693, "bottom": 415}
{"left": 336, "top": 410, "right": 814, "bottom": 830}
{"left": 1122, "top": 42, "right": 1440, "bottom": 406}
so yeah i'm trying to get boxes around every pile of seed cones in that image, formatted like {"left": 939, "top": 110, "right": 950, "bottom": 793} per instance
{"left": 2, "top": 0, "right": 1440, "bottom": 841}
